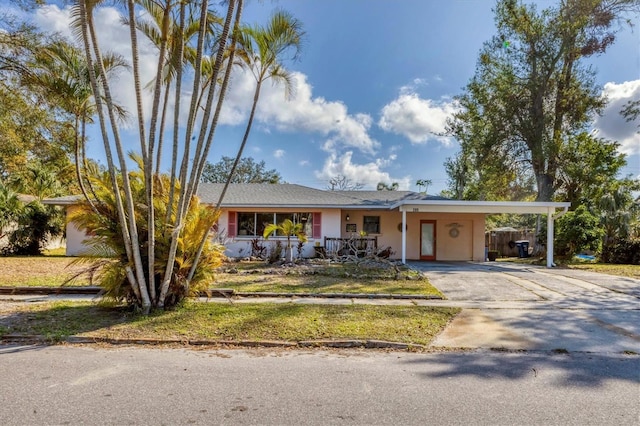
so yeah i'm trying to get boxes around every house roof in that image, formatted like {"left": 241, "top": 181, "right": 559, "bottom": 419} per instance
{"left": 43, "top": 183, "right": 570, "bottom": 214}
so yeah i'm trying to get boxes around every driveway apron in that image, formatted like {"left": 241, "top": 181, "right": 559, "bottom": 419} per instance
{"left": 409, "top": 261, "right": 640, "bottom": 354}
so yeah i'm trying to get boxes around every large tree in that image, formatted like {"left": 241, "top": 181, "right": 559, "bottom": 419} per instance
{"left": 446, "top": 0, "right": 639, "bottom": 202}
{"left": 201, "top": 156, "right": 282, "bottom": 183}
{"left": 0, "top": 22, "right": 76, "bottom": 189}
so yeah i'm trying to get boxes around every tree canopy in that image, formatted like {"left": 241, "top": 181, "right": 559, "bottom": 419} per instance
{"left": 201, "top": 156, "right": 282, "bottom": 184}
{"left": 445, "top": 0, "right": 639, "bottom": 202}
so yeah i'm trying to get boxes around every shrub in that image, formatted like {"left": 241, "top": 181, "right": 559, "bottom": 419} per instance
{"left": 69, "top": 162, "right": 224, "bottom": 308}
{"left": 556, "top": 206, "right": 603, "bottom": 257}
{"left": 601, "top": 238, "right": 640, "bottom": 264}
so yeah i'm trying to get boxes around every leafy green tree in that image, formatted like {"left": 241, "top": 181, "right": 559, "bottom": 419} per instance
{"left": 377, "top": 182, "right": 399, "bottom": 191}
{"left": 263, "top": 218, "right": 307, "bottom": 263}
{"left": 202, "top": 156, "right": 282, "bottom": 183}
{"left": 0, "top": 181, "right": 25, "bottom": 242}
{"left": 556, "top": 132, "right": 627, "bottom": 209}
{"left": 446, "top": 0, "right": 639, "bottom": 202}
{"left": 556, "top": 205, "right": 603, "bottom": 257}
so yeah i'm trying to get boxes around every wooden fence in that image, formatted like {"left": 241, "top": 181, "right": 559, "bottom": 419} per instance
{"left": 485, "top": 231, "right": 535, "bottom": 257}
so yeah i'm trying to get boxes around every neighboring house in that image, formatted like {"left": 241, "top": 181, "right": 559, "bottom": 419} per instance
{"left": 44, "top": 183, "right": 570, "bottom": 267}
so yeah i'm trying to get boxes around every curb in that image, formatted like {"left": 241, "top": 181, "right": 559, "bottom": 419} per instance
{"left": 0, "top": 334, "right": 427, "bottom": 351}
{"left": 0, "top": 287, "right": 443, "bottom": 300}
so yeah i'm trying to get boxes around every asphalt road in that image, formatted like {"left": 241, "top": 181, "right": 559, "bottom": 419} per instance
{"left": 1, "top": 344, "right": 638, "bottom": 425}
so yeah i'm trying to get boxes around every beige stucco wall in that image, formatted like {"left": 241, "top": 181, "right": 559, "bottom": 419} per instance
{"left": 341, "top": 210, "right": 485, "bottom": 261}
{"left": 62, "top": 205, "right": 486, "bottom": 262}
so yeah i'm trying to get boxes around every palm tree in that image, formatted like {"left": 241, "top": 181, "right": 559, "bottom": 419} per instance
{"left": 33, "top": 41, "right": 128, "bottom": 207}
{"left": 416, "top": 179, "right": 432, "bottom": 194}
{"left": 215, "top": 9, "right": 304, "bottom": 209}
{"left": 263, "top": 219, "right": 308, "bottom": 263}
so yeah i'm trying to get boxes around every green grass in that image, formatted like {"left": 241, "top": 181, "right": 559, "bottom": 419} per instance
{"left": 0, "top": 301, "right": 459, "bottom": 346}
{"left": 214, "top": 261, "right": 441, "bottom": 296}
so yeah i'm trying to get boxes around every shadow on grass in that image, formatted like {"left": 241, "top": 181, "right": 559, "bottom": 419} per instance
{"left": 0, "top": 303, "right": 134, "bottom": 342}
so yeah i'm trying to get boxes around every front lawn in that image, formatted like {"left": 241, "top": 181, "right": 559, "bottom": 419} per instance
{"left": 0, "top": 301, "right": 459, "bottom": 346}
{"left": 0, "top": 256, "right": 88, "bottom": 286}
{"left": 213, "top": 261, "right": 441, "bottom": 296}
{"left": 0, "top": 257, "right": 442, "bottom": 297}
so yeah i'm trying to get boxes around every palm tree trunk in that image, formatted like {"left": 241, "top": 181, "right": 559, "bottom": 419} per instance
{"left": 215, "top": 79, "right": 262, "bottom": 210}
{"left": 186, "top": 0, "right": 244, "bottom": 285}
{"left": 77, "top": 0, "right": 147, "bottom": 308}
{"left": 73, "top": 114, "right": 97, "bottom": 214}
{"left": 88, "top": 1, "right": 151, "bottom": 311}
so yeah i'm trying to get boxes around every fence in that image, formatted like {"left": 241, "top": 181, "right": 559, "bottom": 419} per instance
{"left": 485, "top": 231, "right": 535, "bottom": 257}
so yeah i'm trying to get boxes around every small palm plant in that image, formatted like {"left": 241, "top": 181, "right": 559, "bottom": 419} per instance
{"left": 263, "top": 219, "right": 307, "bottom": 263}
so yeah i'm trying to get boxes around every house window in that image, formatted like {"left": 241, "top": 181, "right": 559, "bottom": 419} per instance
{"left": 234, "top": 212, "right": 313, "bottom": 237}
{"left": 363, "top": 216, "right": 380, "bottom": 234}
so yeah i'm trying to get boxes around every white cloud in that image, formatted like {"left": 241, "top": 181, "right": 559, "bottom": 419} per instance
{"left": 379, "top": 92, "right": 458, "bottom": 145}
{"left": 222, "top": 71, "right": 380, "bottom": 155}
{"left": 273, "top": 149, "right": 285, "bottom": 159}
{"left": 299, "top": 160, "right": 310, "bottom": 167}
{"left": 594, "top": 80, "right": 640, "bottom": 155}
{"left": 314, "top": 151, "right": 411, "bottom": 190}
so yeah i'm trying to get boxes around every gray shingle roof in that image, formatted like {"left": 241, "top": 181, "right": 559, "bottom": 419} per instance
{"left": 43, "top": 184, "right": 450, "bottom": 209}
{"left": 197, "top": 184, "right": 449, "bottom": 208}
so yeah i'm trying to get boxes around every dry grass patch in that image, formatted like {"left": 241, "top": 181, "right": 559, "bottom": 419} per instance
{"left": 0, "top": 257, "right": 89, "bottom": 286}
{"left": 0, "top": 301, "right": 459, "bottom": 346}
{"left": 564, "top": 263, "right": 640, "bottom": 279}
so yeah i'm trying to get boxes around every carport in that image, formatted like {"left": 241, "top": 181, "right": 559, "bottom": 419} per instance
{"left": 396, "top": 200, "right": 570, "bottom": 267}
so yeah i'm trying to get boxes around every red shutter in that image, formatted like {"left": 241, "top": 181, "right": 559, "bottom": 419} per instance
{"left": 312, "top": 212, "right": 322, "bottom": 239}
{"left": 228, "top": 211, "right": 237, "bottom": 236}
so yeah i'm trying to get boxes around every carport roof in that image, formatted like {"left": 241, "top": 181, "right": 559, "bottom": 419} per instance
{"left": 397, "top": 200, "right": 570, "bottom": 214}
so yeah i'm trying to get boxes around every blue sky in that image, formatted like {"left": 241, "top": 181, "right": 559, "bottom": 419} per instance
{"left": 5, "top": 0, "right": 640, "bottom": 193}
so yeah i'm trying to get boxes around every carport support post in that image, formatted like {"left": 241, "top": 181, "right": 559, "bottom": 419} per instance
{"left": 546, "top": 207, "right": 554, "bottom": 268}
{"left": 401, "top": 209, "right": 406, "bottom": 264}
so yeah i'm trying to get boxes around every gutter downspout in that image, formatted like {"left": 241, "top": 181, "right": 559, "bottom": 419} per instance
{"left": 547, "top": 205, "right": 569, "bottom": 268}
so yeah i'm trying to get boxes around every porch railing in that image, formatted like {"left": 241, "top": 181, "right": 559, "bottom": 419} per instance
{"left": 323, "top": 236, "right": 378, "bottom": 258}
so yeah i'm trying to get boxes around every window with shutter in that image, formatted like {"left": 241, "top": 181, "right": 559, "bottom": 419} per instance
{"left": 313, "top": 212, "right": 322, "bottom": 239}
{"left": 228, "top": 211, "right": 237, "bottom": 236}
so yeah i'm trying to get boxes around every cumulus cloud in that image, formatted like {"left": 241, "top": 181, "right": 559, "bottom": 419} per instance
{"left": 314, "top": 151, "right": 411, "bottom": 190}
{"left": 378, "top": 92, "right": 458, "bottom": 145}
{"left": 594, "top": 80, "right": 640, "bottom": 155}
{"left": 221, "top": 71, "right": 379, "bottom": 155}
{"left": 273, "top": 149, "right": 285, "bottom": 159}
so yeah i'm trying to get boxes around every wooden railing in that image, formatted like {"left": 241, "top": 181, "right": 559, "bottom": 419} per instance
{"left": 323, "top": 236, "right": 378, "bottom": 258}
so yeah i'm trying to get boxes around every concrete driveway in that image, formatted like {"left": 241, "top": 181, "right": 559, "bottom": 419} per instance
{"left": 408, "top": 261, "right": 640, "bottom": 354}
